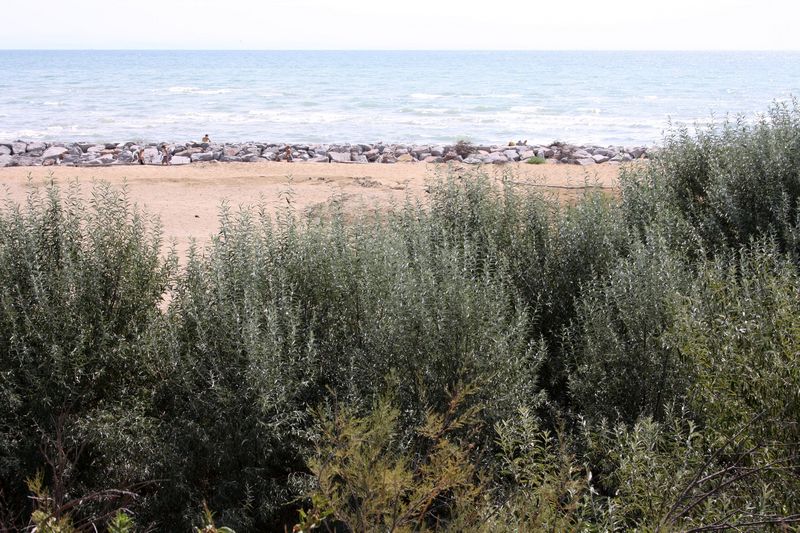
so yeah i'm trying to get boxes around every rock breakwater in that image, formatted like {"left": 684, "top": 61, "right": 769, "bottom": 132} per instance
{"left": 0, "top": 140, "right": 652, "bottom": 168}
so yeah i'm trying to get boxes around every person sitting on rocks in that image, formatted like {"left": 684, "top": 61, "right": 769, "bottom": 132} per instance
{"left": 202, "top": 134, "right": 210, "bottom": 143}
{"left": 284, "top": 146, "right": 293, "bottom": 162}
{"left": 161, "top": 144, "right": 172, "bottom": 166}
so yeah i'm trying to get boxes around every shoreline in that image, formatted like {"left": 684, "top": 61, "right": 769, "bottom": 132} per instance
{"left": 0, "top": 139, "right": 651, "bottom": 168}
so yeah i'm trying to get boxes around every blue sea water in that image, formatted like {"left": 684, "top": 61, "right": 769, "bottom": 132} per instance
{"left": 1, "top": 50, "right": 798, "bottom": 146}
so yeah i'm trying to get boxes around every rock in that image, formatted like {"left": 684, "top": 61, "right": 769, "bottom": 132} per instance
{"left": 308, "top": 155, "right": 329, "bottom": 163}
{"left": 25, "top": 142, "right": 46, "bottom": 156}
{"left": 42, "top": 146, "right": 68, "bottom": 160}
{"left": 11, "top": 141, "right": 27, "bottom": 155}
{"left": 430, "top": 146, "right": 445, "bottom": 157}
{"left": 170, "top": 155, "right": 191, "bottom": 165}
{"left": 380, "top": 154, "right": 397, "bottom": 164}
{"left": 503, "top": 149, "right": 520, "bottom": 161}
{"left": 0, "top": 155, "right": 12, "bottom": 167}
{"left": 575, "top": 158, "right": 596, "bottom": 166}
{"left": 176, "top": 147, "right": 203, "bottom": 157}
{"left": 87, "top": 145, "right": 106, "bottom": 153}
{"left": 593, "top": 147, "right": 615, "bottom": 157}
{"left": 220, "top": 155, "right": 243, "bottom": 162}
{"left": 463, "top": 157, "right": 483, "bottom": 164}
{"left": 519, "top": 150, "right": 535, "bottom": 160}
{"left": 191, "top": 152, "right": 215, "bottom": 162}
{"left": 117, "top": 151, "right": 135, "bottom": 163}
{"left": 572, "top": 149, "right": 592, "bottom": 159}
{"left": 487, "top": 153, "right": 508, "bottom": 164}
{"left": 98, "top": 154, "right": 115, "bottom": 164}
{"left": 443, "top": 151, "right": 461, "bottom": 162}
{"left": 142, "top": 147, "right": 161, "bottom": 164}
{"left": 0, "top": 145, "right": 10, "bottom": 156}
{"left": 396, "top": 154, "right": 414, "bottom": 162}
{"left": 592, "top": 154, "right": 609, "bottom": 164}
{"left": 353, "top": 154, "right": 369, "bottom": 164}
{"left": 629, "top": 147, "right": 646, "bottom": 159}
{"left": 329, "top": 151, "right": 352, "bottom": 163}
{"left": 15, "top": 155, "right": 40, "bottom": 166}
{"left": 423, "top": 156, "right": 443, "bottom": 163}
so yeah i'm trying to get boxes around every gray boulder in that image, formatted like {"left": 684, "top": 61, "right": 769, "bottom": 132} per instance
{"left": 11, "top": 141, "right": 26, "bottom": 155}
{"left": 25, "top": 142, "right": 46, "bottom": 156}
{"left": 629, "top": 147, "right": 646, "bottom": 159}
{"left": 13, "top": 156, "right": 39, "bottom": 166}
{"left": 329, "top": 152, "right": 352, "bottom": 163}
{"left": 0, "top": 155, "right": 12, "bottom": 167}
{"left": 463, "top": 157, "right": 483, "bottom": 164}
{"left": 592, "top": 154, "right": 609, "bottom": 164}
{"left": 575, "top": 158, "right": 596, "bottom": 166}
{"left": 142, "top": 147, "right": 161, "bottom": 164}
{"left": 42, "top": 146, "right": 68, "bottom": 160}
{"left": 503, "top": 149, "right": 520, "bottom": 161}
{"left": 191, "top": 152, "right": 215, "bottom": 162}
{"left": 353, "top": 154, "right": 369, "bottom": 164}
{"left": 0, "top": 145, "right": 10, "bottom": 156}
{"left": 171, "top": 155, "right": 191, "bottom": 165}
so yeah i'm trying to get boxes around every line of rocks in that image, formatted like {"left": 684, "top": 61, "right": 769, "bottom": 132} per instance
{"left": 0, "top": 140, "right": 651, "bottom": 168}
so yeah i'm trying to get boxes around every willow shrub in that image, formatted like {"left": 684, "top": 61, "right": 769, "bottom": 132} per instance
{"left": 621, "top": 99, "right": 800, "bottom": 257}
{"left": 0, "top": 180, "right": 175, "bottom": 528}
{"left": 566, "top": 235, "right": 689, "bottom": 424}
{"left": 151, "top": 177, "right": 544, "bottom": 529}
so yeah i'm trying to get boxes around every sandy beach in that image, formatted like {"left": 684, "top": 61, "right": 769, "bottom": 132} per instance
{"left": 0, "top": 161, "right": 620, "bottom": 255}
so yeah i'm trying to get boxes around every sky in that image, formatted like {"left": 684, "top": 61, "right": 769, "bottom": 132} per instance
{"left": 2, "top": 0, "right": 799, "bottom": 50}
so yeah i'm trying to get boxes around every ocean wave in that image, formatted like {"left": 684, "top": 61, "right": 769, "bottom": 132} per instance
{"left": 167, "top": 86, "right": 232, "bottom": 95}
{"left": 459, "top": 93, "right": 523, "bottom": 100}
{"left": 246, "top": 109, "right": 350, "bottom": 124}
{"left": 510, "top": 106, "right": 545, "bottom": 113}
{"left": 410, "top": 93, "right": 445, "bottom": 100}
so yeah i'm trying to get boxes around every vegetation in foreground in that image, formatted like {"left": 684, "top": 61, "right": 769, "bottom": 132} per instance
{"left": 1, "top": 102, "right": 800, "bottom": 531}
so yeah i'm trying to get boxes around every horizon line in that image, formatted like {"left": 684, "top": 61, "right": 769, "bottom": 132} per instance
{"left": 2, "top": 48, "right": 800, "bottom": 53}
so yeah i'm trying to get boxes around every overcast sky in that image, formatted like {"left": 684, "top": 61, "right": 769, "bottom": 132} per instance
{"left": 3, "top": 0, "right": 799, "bottom": 50}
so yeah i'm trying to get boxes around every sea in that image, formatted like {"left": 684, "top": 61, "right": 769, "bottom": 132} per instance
{"left": 1, "top": 50, "right": 798, "bottom": 146}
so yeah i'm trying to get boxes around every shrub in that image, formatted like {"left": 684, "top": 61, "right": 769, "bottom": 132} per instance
{"left": 526, "top": 156, "right": 546, "bottom": 164}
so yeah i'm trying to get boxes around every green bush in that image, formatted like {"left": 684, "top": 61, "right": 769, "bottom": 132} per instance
{"left": 3, "top": 101, "right": 800, "bottom": 530}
